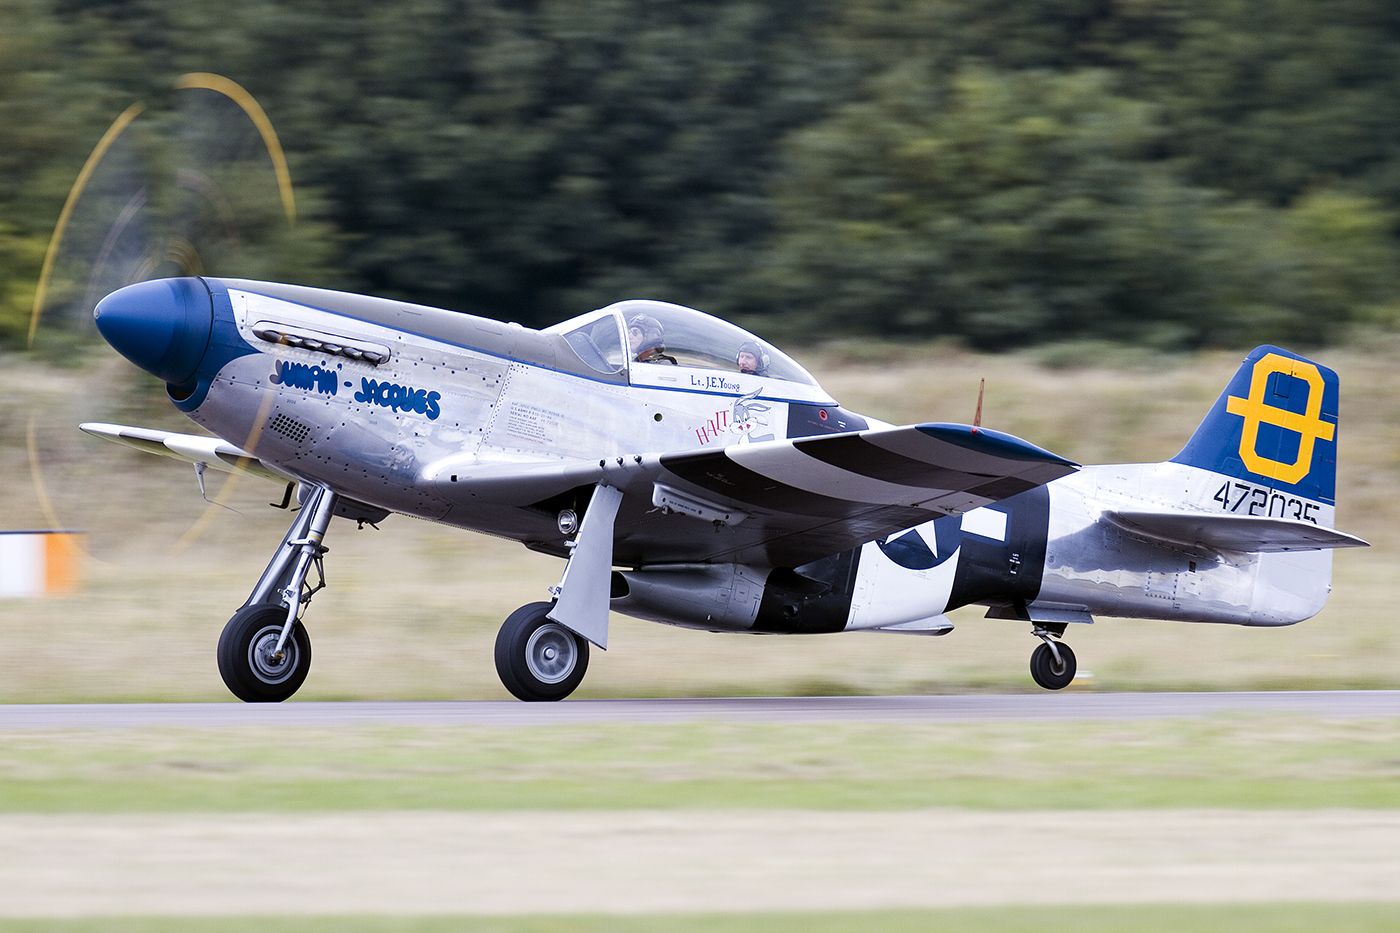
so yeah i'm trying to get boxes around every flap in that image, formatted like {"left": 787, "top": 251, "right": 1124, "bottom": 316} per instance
{"left": 1104, "top": 509, "right": 1369, "bottom": 554}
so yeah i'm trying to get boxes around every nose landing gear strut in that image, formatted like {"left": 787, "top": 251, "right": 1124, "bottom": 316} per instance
{"left": 216, "top": 485, "right": 338, "bottom": 702}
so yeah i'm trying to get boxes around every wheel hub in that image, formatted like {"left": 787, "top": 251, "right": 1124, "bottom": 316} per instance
{"left": 525, "top": 624, "right": 576, "bottom": 684}
{"left": 249, "top": 625, "right": 298, "bottom": 684}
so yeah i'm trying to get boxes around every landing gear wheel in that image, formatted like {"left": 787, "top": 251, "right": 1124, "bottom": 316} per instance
{"left": 495, "top": 601, "right": 590, "bottom": 702}
{"left": 217, "top": 604, "right": 312, "bottom": 703}
{"left": 1030, "top": 640, "right": 1076, "bottom": 690}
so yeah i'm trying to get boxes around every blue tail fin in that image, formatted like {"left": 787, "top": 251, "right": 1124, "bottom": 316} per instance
{"left": 1172, "top": 346, "right": 1339, "bottom": 506}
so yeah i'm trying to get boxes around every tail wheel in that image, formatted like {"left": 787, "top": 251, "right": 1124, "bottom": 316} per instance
{"left": 217, "top": 604, "right": 312, "bottom": 702}
{"left": 494, "top": 601, "right": 590, "bottom": 702}
{"left": 1030, "top": 640, "right": 1076, "bottom": 690}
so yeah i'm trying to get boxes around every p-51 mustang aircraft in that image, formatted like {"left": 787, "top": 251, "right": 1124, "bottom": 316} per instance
{"left": 85, "top": 276, "right": 1367, "bottom": 701}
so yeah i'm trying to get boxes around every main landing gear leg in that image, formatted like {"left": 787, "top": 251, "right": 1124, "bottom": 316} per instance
{"left": 495, "top": 483, "right": 623, "bottom": 701}
{"left": 1029, "top": 624, "right": 1077, "bottom": 691}
{"left": 217, "top": 485, "right": 339, "bottom": 702}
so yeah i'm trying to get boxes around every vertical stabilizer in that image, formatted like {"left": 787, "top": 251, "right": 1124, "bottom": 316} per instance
{"left": 1172, "top": 345, "right": 1339, "bottom": 509}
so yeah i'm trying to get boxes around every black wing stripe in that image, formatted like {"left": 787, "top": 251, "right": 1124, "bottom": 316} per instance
{"left": 660, "top": 451, "right": 889, "bottom": 518}
{"left": 968, "top": 476, "right": 1040, "bottom": 499}
{"left": 792, "top": 434, "right": 998, "bottom": 489}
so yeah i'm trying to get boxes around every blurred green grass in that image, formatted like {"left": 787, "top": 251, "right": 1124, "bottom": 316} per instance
{"left": 2, "top": 342, "right": 1395, "bottom": 701}
{"left": 3, "top": 716, "right": 1398, "bottom": 812}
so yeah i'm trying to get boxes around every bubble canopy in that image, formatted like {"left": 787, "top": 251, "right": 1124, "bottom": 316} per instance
{"left": 546, "top": 299, "right": 818, "bottom": 387}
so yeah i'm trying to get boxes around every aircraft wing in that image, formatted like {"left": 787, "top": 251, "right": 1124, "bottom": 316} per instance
{"left": 435, "top": 423, "right": 1078, "bottom": 567}
{"left": 1104, "top": 510, "right": 1370, "bottom": 554}
{"left": 79, "top": 422, "right": 287, "bottom": 484}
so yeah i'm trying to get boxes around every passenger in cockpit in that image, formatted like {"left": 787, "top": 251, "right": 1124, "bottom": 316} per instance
{"left": 627, "top": 313, "right": 677, "bottom": 364}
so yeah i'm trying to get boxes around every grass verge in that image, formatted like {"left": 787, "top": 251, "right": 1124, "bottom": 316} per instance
{"left": 3, "top": 715, "right": 1398, "bottom": 812}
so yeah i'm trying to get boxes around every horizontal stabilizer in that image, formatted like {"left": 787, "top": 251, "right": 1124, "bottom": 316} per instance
{"left": 1104, "top": 509, "right": 1369, "bottom": 554}
{"left": 79, "top": 422, "right": 286, "bottom": 484}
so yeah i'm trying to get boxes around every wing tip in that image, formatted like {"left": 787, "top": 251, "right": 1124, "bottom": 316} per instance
{"left": 78, "top": 422, "right": 118, "bottom": 437}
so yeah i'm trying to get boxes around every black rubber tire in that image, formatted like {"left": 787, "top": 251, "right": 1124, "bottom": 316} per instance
{"left": 1030, "top": 640, "right": 1077, "bottom": 690}
{"left": 217, "top": 603, "right": 312, "bottom": 703}
{"left": 494, "top": 601, "right": 590, "bottom": 702}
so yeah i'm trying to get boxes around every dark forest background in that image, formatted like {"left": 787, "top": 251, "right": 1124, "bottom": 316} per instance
{"left": 5, "top": 0, "right": 1400, "bottom": 350}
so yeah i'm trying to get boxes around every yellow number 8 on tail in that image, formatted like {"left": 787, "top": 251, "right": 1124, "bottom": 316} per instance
{"left": 1224, "top": 353, "right": 1334, "bottom": 485}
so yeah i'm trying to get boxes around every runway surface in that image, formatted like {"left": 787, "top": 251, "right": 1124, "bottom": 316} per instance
{"left": 3, "top": 690, "right": 1399, "bottom": 729}
{"left": 7, "top": 810, "right": 1400, "bottom": 915}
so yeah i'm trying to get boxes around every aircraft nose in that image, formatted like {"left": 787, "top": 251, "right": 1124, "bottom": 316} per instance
{"left": 93, "top": 277, "right": 213, "bottom": 386}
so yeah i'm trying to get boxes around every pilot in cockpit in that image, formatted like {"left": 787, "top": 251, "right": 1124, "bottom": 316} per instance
{"left": 627, "top": 313, "right": 677, "bottom": 364}
{"left": 736, "top": 340, "right": 769, "bottom": 377}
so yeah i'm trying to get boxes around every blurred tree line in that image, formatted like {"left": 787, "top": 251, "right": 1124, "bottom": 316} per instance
{"left": 5, "top": 0, "right": 1400, "bottom": 350}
